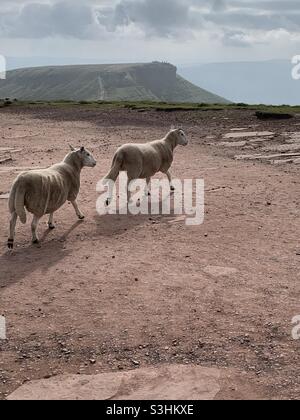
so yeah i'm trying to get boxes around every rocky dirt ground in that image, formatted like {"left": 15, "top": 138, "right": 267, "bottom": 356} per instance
{"left": 0, "top": 105, "right": 300, "bottom": 400}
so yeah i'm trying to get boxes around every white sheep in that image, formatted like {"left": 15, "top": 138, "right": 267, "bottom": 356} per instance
{"left": 7, "top": 146, "right": 96, "bottom": 249}
{"left": 103, "top": 128, "right": 188, "bottom": 204}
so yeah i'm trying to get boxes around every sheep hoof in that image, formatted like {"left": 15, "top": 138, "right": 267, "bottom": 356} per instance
{"left": 32, "top": 239, "right": 39, "bottom": 245}
{"left": 7, "top": 239, "right": 14, "bottom": 249}
{"left": 170, "top": 186, "right": 175, "bottom": 192}
{"left": 48, "top": 224, "right": 55, "bottom": 230}
{"left": 78, "top": 215, "right": 85, "bottom": 220}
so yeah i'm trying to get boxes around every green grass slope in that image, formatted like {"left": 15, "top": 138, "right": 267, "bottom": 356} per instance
{"left": 0, "top": 62, "right": 229, "bottom": 104}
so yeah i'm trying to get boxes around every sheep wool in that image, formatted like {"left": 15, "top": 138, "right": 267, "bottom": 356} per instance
{"left": 103, "top": 128, "right": 188, "bottom": 204}
{"left": 7, "top": 146, "right": 96, "bottom": 249}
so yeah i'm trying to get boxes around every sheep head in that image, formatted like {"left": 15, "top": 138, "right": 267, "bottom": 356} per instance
{"left": 78, "top": 147, "right": 97, "bottom": 168}
{"left": 168, "top": 129, "right": 188, "bottom": 147}
{"left": 66, "top": 146, "right": 97, "bottom": 168}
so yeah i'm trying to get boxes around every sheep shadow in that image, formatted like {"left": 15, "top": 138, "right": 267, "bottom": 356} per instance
{"left": 93, "top": 213, "right": 151, "bottom": 237}
{"left": 93, "top": 196, "right": 183, "bottom": 238}
{"left": 0, "top": 220, "right": 82, "bottom": 289}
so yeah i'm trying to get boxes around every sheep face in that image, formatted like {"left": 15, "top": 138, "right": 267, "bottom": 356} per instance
{"left": 79, "top": 147, "right": 97, "bottom": 168}
{"left": 175, "top": 129, "right": 188, "bottom": 146}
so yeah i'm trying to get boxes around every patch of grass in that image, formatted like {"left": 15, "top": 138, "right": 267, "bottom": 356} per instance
{"left": 0, "top": 98, "right": 13, "bottom": 108}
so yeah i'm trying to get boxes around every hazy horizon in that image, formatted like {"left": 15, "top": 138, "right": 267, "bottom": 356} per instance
{"left": 4, "top": 56, "right": 293, "bottom": 70}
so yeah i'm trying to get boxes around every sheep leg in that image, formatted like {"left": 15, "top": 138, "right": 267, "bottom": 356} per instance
{"left": 127, "top": 178, "right": 137, "bottom": 204}
{"left": 127, "top": 180, "right": 131, "bottom": 204}
{"left": 166, "top": 171, "right": 175, "bottom": 191}
{"left": 71, "top": 200, "right": 85, "bottom": 220}
{"left": 48, "top": 213, "right": 55, "bottom": 230}
{"left": 144, "top": 178, "right": 151, "bottom": 196}
{"left": 31, "top": 215, "right": 40, "bottom": 244}
{"left": 7, "top": 212, "right": 17, "bottom": 249}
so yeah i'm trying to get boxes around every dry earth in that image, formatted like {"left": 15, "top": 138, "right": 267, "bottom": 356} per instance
{"left": 0, "top": 105, "right": 300, "bottom": 400}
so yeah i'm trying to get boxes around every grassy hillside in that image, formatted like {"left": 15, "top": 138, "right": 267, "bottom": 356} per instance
{"left": 0, "top": 62, "right": 229, "bottom": 104}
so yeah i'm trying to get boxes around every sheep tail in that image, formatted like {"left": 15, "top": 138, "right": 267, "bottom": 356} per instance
{"left": 103, "top": 152, "right": 123, "bottom": 184}
{"left": 13, "top": 182, "right": 27, "bottom": 224}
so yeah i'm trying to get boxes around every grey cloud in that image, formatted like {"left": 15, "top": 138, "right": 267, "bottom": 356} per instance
{"left": 206, "top": 10, "right": 300, "bottom": 32}
{"left": 222, "top": 30, "right": 251, "bottom": 47}
{"left": 97, "top": 0, "right": 197, "bottom": 37}
{"left": 97, "top": 0, "right": 300, "bottom": 38}
{"left": 0, "top": 0, "right": 103, "bottom": 39}
{"left": 211, "top": 0, "right": 226, "bottom": 12}
{"left": 230, "top": 0, "right": 300, "bottom": 12}
{"left": 0, "top": 0, "right": 300, "bottom": 43}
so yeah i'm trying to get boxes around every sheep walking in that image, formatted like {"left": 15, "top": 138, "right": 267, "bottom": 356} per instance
{"left": 8, "top": 146, "right": 96, "bottom": 249}
{"left": 104, "top": 128, "right": 188, "bottom": 204}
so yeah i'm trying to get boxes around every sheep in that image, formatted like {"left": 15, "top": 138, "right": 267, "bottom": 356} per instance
{"left": 103, "top": 128, "right": 188, "bottom": 204}
{"left": 7, "top": 146, "right": 96, "bottom": 249}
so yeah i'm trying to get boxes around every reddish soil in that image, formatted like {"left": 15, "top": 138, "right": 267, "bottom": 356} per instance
{"left": 0, "top": 105, "right": 300, "bottom": 400}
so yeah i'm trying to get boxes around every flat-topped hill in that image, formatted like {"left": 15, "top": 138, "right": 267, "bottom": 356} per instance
{"left": 0, "top": 62, "right": 229, "bottom": 103}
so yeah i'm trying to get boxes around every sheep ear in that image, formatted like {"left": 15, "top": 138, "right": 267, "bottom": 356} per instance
{"left": 69, "top": 145, "right": 76, "bottom": 151}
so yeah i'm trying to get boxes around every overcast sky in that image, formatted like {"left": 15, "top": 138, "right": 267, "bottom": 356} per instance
{"left": 0, "top": 0, "right": 299, "bottom": 65}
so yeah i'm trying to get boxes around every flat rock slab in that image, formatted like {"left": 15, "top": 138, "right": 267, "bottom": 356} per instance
{"left": 224, "top": 131, "right": 274, "bottom": 139}
{"left": 7, "top": 365, "right": 221, "bottom": 401}
{"left": 236, "top": 152, "right": 300, "bottom": 161}
{"left": 272, "top": 158, "right": 300, "bottom": 165}
{"left": 283, "top": 133, "right": 300, "bottom": 144}
{"left": 3, "top": 134, "right": 40, "bottom": 140}
{"left": 0, "top": 166, "right": 45, "bottom": 173}
{"left": 0, "top": 147, "right": 22, "bottom": 153}
{"left": 0, "top": 157, "right": 13, "bottom": 164}
{"left": 203, "top": 266, "right": 238, "bottom": 277}
{"left": 262, "top": 144, "right": 300, "bottom": 153}
{"left": 168, "top": 215, "right": 187, "bottom": 224}
{"left": 248, "top": 137, "right": 273, "bottom": 144}
{"left": 0, "top": 147, "right": 14, "bottom": 152}
{"left": 219, "top": 141, "right": 247, "bottom": 148}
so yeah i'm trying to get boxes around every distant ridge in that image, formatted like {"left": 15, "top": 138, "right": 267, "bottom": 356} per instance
{"left": 0, "top": 62, "right": 229, "bottom": 103}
